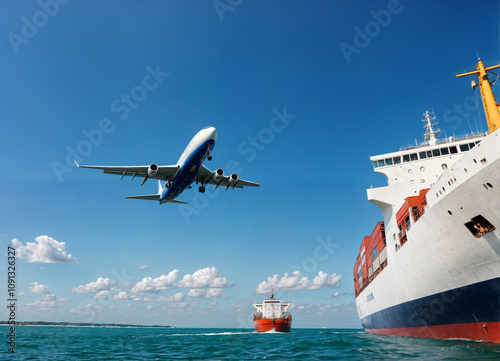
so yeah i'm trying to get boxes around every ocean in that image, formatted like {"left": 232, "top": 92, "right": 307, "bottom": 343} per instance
{"left": 2, "top": 326, "right": 500, "bottom": 360}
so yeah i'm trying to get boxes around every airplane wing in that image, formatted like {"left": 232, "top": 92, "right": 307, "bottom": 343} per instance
{"left": 195, "top": 165, "right": 260, "bottom": 189}
{"left": 75, "top": 161, "right": 179, "bottom": 186}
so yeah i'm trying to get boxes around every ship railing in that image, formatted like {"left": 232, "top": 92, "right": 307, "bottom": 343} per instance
{"left": 399, "top": 131, "right": 488, "bottom": 151}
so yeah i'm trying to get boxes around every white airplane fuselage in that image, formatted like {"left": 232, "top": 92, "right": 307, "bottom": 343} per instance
{"left": 76, "top": 125, "right": 259, "bottom": 204}
{"left": 159, "top": 126, "right": 217, "bottom": 204}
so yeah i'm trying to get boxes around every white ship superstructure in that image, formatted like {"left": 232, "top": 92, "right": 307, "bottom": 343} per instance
{"left": 354, "top": 59, "right": 500, "bottom": 342}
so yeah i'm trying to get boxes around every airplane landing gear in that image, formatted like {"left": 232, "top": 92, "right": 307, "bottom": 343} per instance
{"left": 198, "top": 186, "right": 206, "bottom": 193}
{"left": 208, "top": 156, "right": 212, "bottom": 161}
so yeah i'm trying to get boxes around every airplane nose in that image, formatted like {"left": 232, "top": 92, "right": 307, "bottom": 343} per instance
{"left": 209, "top": 127, "right": 217, "bottom": 141}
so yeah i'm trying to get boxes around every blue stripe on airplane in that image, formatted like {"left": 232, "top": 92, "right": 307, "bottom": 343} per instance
{"left": 160, "top": 139, "right": 215, "bottom": 203}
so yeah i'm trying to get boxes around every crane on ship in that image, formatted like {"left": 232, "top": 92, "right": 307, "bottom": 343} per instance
{"left": 457, "top": 58, "right": 500, "bottom": 133}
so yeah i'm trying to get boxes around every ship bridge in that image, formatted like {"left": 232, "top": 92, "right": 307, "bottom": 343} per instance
{"left": 367, "top": 112, "right": 486, "bottom": 219}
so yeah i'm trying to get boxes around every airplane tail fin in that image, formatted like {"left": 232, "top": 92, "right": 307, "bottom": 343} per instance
{"left": 125, "top": 180, "right": 188, "bottom": 204}
{"left": 124, "top": 180, "right": 163, "bottom": 201}
{"left": 125, "top": 194, "right": 161, "bottom": 201}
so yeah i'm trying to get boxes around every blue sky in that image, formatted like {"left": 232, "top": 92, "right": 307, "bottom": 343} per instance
{"left": 1, "top": 0, "right": 499, "bottom": 328}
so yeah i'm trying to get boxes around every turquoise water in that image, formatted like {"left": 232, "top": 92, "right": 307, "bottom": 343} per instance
{"left": 2, "top": 326, "right": 500, "bottom": 360}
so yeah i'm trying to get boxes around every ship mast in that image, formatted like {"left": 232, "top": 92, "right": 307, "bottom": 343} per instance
{"left": 457, "top": 58, "right": 500, "bottom": 133}
{"left": 422, "top": 110, "right": 440, "bottom": 145}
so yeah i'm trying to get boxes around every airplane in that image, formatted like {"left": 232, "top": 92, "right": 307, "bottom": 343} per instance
{"left": 75, "top": 126, "right": 260, "bottom": 204}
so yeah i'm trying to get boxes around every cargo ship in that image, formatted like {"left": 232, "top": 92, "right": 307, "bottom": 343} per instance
{"left": 253, "top": 291, "right": 292, "bottom": 332}
{"left": 354, "top": 59, "right": 500, "bottom": 343}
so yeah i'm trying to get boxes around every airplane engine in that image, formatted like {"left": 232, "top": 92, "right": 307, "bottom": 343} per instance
{"left": 212, "top": 168, "right": 224, "bottom": 182}
{"left": 228, "top": 173, "right": 239, "bottom": 187}
{"left": 147, "top": 163, "right": 159, "bottom": 177}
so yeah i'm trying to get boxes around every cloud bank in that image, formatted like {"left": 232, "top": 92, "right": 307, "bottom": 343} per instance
{"left": 256, "top": 271, "right": 343, "bottom": 294}
{"left": 12, "top": 235, "right": 78, "bottom": 263}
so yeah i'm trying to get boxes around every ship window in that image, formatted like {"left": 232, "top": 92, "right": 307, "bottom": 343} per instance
{"left": 449, "top": 146, "right": 458, "bottom": 154}
{"left": 469, "top": 142, "right": 476, "bottom": 149}
{"left": 385, "top": 158, "right": 393, "bottom": 166}
{"left": 393, "top": 156, "right": 401, "bottom": 164}
{"left": 419, "top": 151, "right": 427, "bottom": 159}
{"left": 427, "top": 150, "right": 433, "bottom": 158}
{"left": 441, "top": 147, "right": 449, "bottom": 155}
{"left": 432, "top": 149, "right": 441, "bottom": 157}
{"left": 372, "top": 161, "right": 379, "bottom": 168}
{"left": 442, "top": 164, "right": 448, "bottom": 170}
{"left": 464, "top": 215, "right": 496, "bottom": 238}
{"left": 377, "top": 160, "right": 384, "bottom": 167}
{"left": 372, "top": 247, "right": 378, "bottom": 260}
{"left": 410, "top": 153, "right": 418, "bottom": 161}
{"left": 460, "top": 144, "right": 469, "bottom": 152}
{"left": 405, "top": 215, "right": 411, "bottom": 232}
{"left": 403, "top": 154, "right": 410, "bottom": 162}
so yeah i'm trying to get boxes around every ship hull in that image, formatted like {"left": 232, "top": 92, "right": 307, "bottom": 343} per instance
{"left": 362, "top": 277, "right": 500, "bottom": 342}
{"left": 254, "top": 318, "right": 291, "bottom": 333}
{"left": 356, "top": 129, "right": 500, "bottom": 342}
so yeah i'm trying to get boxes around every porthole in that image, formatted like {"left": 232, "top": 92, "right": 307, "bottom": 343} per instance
{"left": 473, "top": 159, "right": 477, "bottom": 164}
{"left": 408, "top": 169, "right": 413, "bottom": 174}
{"left": 410, "top": 180, "right": 415, "bottom": 184}
{"left": 420, "top": 166, "right": 425, "bottom": 172}
{"left": 448, "top": 210, "right": 452, "bottom": 215}
{"left": 442, "top": 187, "right": 445, "bottom": 192}
{"left": 464, "top": 168, "right": 468, "bottom": 173}
{"left": 487, "top": 183, "right": 493, "bottom": 188}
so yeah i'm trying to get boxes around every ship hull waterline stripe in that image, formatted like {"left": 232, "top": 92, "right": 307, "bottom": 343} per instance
{"left": 360, "top": 276, "right": 500, "bottom": 342}
{"left": 366, "top": 321, "right": 500, "bottom": 343}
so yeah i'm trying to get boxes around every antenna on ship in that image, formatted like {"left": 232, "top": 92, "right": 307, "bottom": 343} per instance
{"left": 457, "top": 58, "right": 500, "bottom": 133}
{"left": 422, "top": 110, "right": 440, "bottom": 145}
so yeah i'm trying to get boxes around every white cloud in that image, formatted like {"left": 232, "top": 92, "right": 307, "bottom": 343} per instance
{"left": 93, "top": 290, "right": 111, "bottom": 300}
{"left": 27, "top": 293, "right": 67, "bottom": 310}
{"left": 293, "top": 302, "right": 355, "bottom": 315}
{"left": 139, "top": 265, "right": 148, "bottom": 269}
{"left": 113, "top": 291, "right": 131, "bottom": 301}
{"left": 177, "top": 267, "right": 232, "bottom": 288}
{"left": 69, "top": 303, "right": 114, "bottom": 314}
{"left": 30, "top": 282, "right": 49, "bottom": 294}
{"left": 71, "top": 277, "right": 112, "bottom": 293}
{"left": 12, "top": 235, "right": 78, "bottom": 263}
{"left": 256, "top": 271, "right": 343, "bottom": 294}
{"left": 154, "top": 293, "right": 185, "bottom": 302}
{"left": 27, "top": 299, "right": 57, "bottom": 309}
{"left": 131, "top": 270, "right": 179, "bottom": 294}
{"left": 186, "top": 288, "right": 223, "bottom": 298}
